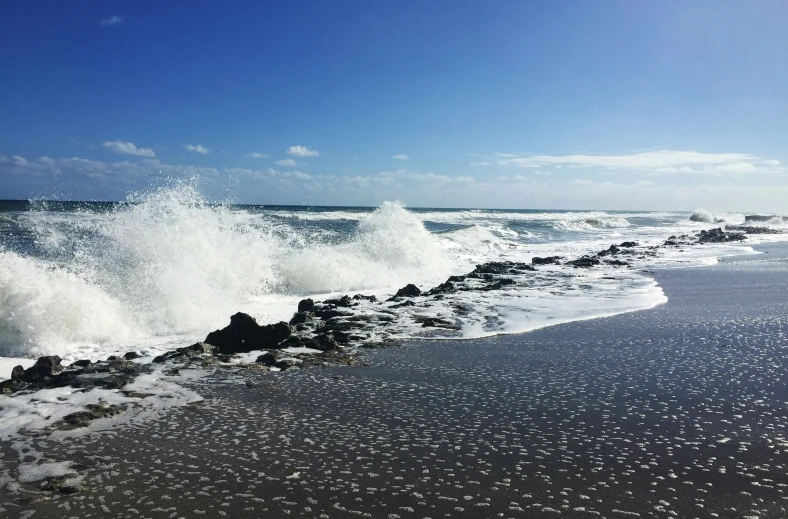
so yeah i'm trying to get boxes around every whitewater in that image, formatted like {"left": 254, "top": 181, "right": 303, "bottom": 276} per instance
{"left": 1, "top": 186, "right": 786, "bottom": 377}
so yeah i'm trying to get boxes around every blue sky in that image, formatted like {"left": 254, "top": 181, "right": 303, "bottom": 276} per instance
{"left": 1, "top": 1, "right": 787, "bottom": 211}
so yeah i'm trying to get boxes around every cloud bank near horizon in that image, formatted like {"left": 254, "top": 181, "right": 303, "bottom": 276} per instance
{"left": 1, "top": 149, "right": 786, "bottom": 212}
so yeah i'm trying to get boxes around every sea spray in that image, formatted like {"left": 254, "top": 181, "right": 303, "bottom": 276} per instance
{"left": 0, "top": 187, "right": 453, "bottom": 358}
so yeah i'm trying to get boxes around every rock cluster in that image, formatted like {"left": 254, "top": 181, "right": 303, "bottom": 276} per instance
{"left": 697, "top": 228, "right": 746, "bottom": 244}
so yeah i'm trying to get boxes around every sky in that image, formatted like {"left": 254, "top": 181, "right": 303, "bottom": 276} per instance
{"left": 1, "top": 0, "right": 787, "bottom": 211}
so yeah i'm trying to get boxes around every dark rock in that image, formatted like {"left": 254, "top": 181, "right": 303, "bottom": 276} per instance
{"left": 696, "top": 228, "right": 746, "bottom": 244}
{"left": 619, "top": 241, "right": 639, "bottom": 247}
{"left": 426, "top": 280, "right": 456, "bottom": 296}
{"left": 744, "top": 214, "right": 782, "bottom": 223}
{"left": 186, "top": 342, "right": 214, "bottom": 354}
{"left": 725, "top": 225, "right": 781, "bottom": 234}
{"left": 483, "top": 278, "right": 516, "bottom": 291}
{"left": 313, "top": 333, "right": 340, "bottom": 351}
{"left": 352, "top": 294, "right": 378, "bottom": 302}
{"left": 567, "top": 256, "right": 601, "bottom": 268}
{"left": 413, "top": 316, "right": 461, "bottom": 330}
{"left": 473, "top": 261, "right": 534, "bottom": 274}
{"left": 323, "top": 295, "right": 353, "bottom": 307}
{"left": 0, "top": 378, "right": 26, "bottom": 395}
{"left": 313, "top": 308, "right": 352, "bottom": 320}
{"left": 289, "top": 311, "right": 312, "bottom": 325}
{"left": 152, "top": 355, "right": 166, "bottom": 364}
{"left": 106, "top": 355, "right": 121, "bottom": 361}
{"left": 10, "top": 365, "right": 24, "bottom": 380}
{"left": 71, "top": 359, "right": 92, "bottom": 368}
{"left": 531, "top": 256, "right": 562, "bottom": 265}
{"left": 297, "top": 298, "right": 315, "bottom": 312}
{"left": 51, "top": 403, "right": 126, "bottom": 430}
{"left": 664, "top": 240, "right": 678, "bottom": 246}
{"left": 391, "top": 300, "right": 416, "bottom": 308}
{"left": 394, "top": 284, "right": 421, "bottom": 298}
{"left": 255, "top": 351, "right": 277, "bottom": 366}
{"left": 19, "top": 356, "right": 63, "bottom": 383}
{"left": 122, "top": 351, "right": 140, "bottom": 360}
{"left": 274, "top": 358, "right": 302, "bottom": 370}
{"left": 596, "top": 245, "right": 620, "bottom": 257}
{"left": 604, "top": 259, "right": 629, "bottom": 266}
{"left": 204, "top": 312, "right": 292, "bottom": 354}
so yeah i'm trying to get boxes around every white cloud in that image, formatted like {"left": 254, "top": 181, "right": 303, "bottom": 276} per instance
{"left": 103, "top": 140, "right": 156, "bottom": 157}
{"left": 392, "top": 154, "right": 409, "bottom": 161}
{"left": 246, "top": 152, "right": 269, "bottom": 159}
{"left": 275, "top": 159, "right": 298, "bottom": 167}
{"left": 183, "top": 144, "right": 210, "bottom": 155}
{"left": 101, "top": 15, "right": 125, "bottom": 26}
{"left": 3, "top": 150, "right": 787, "bottom": 212}
{"left": 287, "top": 146, "right": 319, "bottom": 157}
{"left": 479, "top": 149, "right": 783, "bottom": 177}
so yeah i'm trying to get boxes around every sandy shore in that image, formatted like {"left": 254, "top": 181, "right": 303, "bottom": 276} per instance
{"left": 2, "top": 244, "right": 788, "bottom": 518}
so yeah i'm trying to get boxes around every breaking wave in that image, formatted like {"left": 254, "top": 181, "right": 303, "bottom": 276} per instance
{"left": 0, "top": 187, "right": 452, "bottom": 357}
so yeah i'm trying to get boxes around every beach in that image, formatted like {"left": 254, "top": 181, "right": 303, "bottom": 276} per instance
{"left": 3, "top": 242, "right": 786, "bottom": 518}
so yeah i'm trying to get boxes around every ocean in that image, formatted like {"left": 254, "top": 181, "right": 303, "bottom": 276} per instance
{"left": 0, "top": 184, "right": 786, "bottom": 370}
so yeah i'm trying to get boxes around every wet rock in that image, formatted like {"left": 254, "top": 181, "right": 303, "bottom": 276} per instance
{"left": 71, "top": 359, "right": 92, "bottom": 368}
{"left": 696, "top": 228, "right": 746, "bottom": 243}
{"left": 275, "top": 358, "right": 303, "bottom": 370}
{"left": 596, "top": 245, "right": 620, "bottom": 257}
{"left": 619, "top": 241, "right": 639, "bottom": 247}
{"left": 297, "top": 298, "right": 315, "bottom": 312}
{"left": 744, "top": 214, "right": 782, "bottom": 223}
{"left": 531, "top": 256, "right": 562, "bottom": 265}
{"left": 352, "top": 294, "right": 378, "bottom": 302}
{"left": 391, "top": 300, "right": 416, "bottom": 308}
{"left": 0, "top": 378, "right": 26, "bottom": 395}
{"left": 19, "top": 356, "right": 64, "bottom": 383}
{"left": 426, "top": 280, "right": 456, "bottom": 296}
{"left": 313, "top": 333, "right": 340, "bottom": 351}
{"left": 123, "top": 351, "right": 140, "bottom": 360}
{"left": 42, "top": 475, "right": 83, "bottom": 493}
{"left": 152, "top": 355, "right": 166, "bottom": 364}
{"left": 567, "top": 256, "right": 601, "bottom": 268}
{"left": 473, "top": 261, "right": 534, "bottom": 274}
{"left": 413, "top": 316, "right": 461, "bottom": 330}
{"left": 10, "top": 365, "right": 24, "bottom": 380}
{"left": 204, "top": 312, "right": 292, "bottom": 354}
{"left": 483, "top": 278, "right": 516, "bottom": 291}
{"left": 51, "top": 403, "right": 127, "bottom": 431}
{"left": 255, "top": 351, "right": 277, "bottom": 366}
{"left": 313, "top": 307, "right": 352, "bottom": 320}
{"left": 289, "top": 311, "right": 312, "bottom": 325}
{"left": 107, "top": 355, "right": 121, "bottom": 361}
{"left": 725, "top": 225, "right": 781, "bottom": 234}
{"left": 604, "top": 259, "right": 629, "bottom": 266}
{"left": 394, "top": 284, "right": 422, "bottom": 298}
{"left": 323, "top": 295, "right": 353, "bottom": 307}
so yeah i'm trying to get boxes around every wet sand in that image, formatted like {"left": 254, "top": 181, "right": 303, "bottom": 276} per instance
{"left": 3, "top": 244, "right": 788, "bottom": 518}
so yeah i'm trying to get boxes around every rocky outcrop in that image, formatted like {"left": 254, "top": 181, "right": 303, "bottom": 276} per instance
{"left": 394, "top": 284, "right": 422, "bottom": 298}
{"left": 696, "top": 228, "right": 746, "bottom": 244}
{"left": 725, "top": 225, "right": 781, "bottom": 234}
{"left": 532, "top": 256, "right": 562, "bottom": 265}
{"left": 204, "top": 313, "right": 292, "bottom": 354}
{"left": 567, "top": 256, "right": 601, "bottom": 268}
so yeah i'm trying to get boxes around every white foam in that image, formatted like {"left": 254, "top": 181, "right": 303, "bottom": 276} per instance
{"left": 1, "top": 189, "right": 784, "bottom": 364}
{"left": 0, "top": 366, "right": 206, "bottom": 443}
{"left": 0, "top": 189, "right": 453, "bottom": 361}
{"left": 17, "top": 461, "right": 75, "bottom": 483}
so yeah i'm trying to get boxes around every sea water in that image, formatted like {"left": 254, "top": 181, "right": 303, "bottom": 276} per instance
{"left": 1, "top": 185, "right": 785, "bottom": 373}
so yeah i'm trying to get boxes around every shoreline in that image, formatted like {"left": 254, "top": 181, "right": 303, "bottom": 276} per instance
{"left": 2, "top": 241, "right": 788, "bottom": 516}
